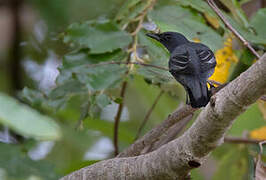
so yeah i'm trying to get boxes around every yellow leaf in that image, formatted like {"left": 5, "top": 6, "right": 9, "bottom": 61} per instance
{"left": 250, "top": 126, "right": 266, "bottom": 140}
{"left": 209, "top": 37, "right": 238, "bottom": 84}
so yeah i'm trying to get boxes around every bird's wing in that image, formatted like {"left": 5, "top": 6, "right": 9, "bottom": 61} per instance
{"left": 194, "top": 44, "right": 216, "bottom": 78}
{"left": 169, "top": 51, "right": 191, "bottom": 74}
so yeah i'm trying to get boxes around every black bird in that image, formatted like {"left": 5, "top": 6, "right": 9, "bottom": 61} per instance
{"left": 146, "top": 32, "right": 216, "bottom": 108}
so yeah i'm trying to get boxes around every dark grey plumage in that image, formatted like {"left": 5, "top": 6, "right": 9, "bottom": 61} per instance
{"left": 146, "top": 32, "right": 216, "bottom": 108}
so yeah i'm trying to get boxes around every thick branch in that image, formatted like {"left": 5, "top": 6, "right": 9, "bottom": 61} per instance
{"left": 147, "top": 114, "right": 193, "bottom": 153}
{"left": 61, "top": 53, "right": 266, "bottom": 180}
{"left": 118, "top": 105, "right": 196, "bottom": 157}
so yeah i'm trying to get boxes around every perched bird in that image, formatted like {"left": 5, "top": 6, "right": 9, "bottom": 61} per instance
{"left": 146, "top": 32, "right": 216, "bottom": 108}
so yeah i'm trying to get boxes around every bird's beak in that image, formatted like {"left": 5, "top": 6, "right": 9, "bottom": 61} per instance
{"left": 146, "top": 33, "right": 161, "bottom": 41}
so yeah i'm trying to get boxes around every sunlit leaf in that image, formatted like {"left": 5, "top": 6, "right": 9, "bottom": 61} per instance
{"left": 0, "top": 93, "right": 61, "bottom": 140}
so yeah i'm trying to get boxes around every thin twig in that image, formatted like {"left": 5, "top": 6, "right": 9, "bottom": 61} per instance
{"left": 113, "top": 80, "right": 128, "bottom": 156}
{"left": 135, "top": 90, "right": 164, "bottom": 140}
{"left": 224, "top": 136, "right": 262, "bottom": 144}
{"left": 207, "top": 0, "right": 260, "bottom": 59}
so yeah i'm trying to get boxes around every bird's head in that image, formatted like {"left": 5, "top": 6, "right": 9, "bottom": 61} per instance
{"left": 146, "top": 32, "right": 189, "bottom": 53}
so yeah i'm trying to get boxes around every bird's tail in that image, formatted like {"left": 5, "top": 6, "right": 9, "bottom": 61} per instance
{"left": 186, "top": 79, "right": 210, "bottom": 108}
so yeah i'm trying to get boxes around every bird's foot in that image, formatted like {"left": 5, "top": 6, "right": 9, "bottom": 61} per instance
{"left": 208, "top": 82, "right": 228, "bottom": 96}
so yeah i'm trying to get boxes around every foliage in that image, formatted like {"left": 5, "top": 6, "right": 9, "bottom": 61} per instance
{"left": 0, "top": 0, "right": 265, "bottom": 179}
{"left": 0, "top": 93, "right": 61, "bottom": 141}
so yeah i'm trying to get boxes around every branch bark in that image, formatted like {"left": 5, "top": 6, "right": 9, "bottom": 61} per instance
{"left": 60, "top": 54, "right": 266, "bottom": 180}
{"left": 118, "top": 104, "right": 196, "bottom": 157}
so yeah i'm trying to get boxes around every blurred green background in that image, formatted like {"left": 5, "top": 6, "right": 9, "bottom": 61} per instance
{"left": 0, "top": 0, "right": 265, "bottom": 179}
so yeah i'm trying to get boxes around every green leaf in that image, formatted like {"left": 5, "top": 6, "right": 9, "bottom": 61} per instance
{"left": 49, "top": 80, "right": 87, "bottom": 99}
{"left": 63, "top": 20, "right": 132, "bottom": 54}
{"left": 75, "top": 64, "right": 127, "bottom": 91}
{"left": 62, "top": 49, "right": 126, "bottom": 69}
{"left": 0, "top": 143, "right": 60, "bottom": 180}
{"left": 149, "top": 5, "right": 223, "bottom": 51}
{"left": 96, "top": 94, "right": 111, "bottom": 109}
{"left": 115, "top": 0, "right": 141, "bottom": 21}
{"left": 137, "top": 31, "right": 172, "bottom": 84}
{"left": 224, "top": 13, "right": 266, "bottom": 44}
{"left": 0, "top": 93, "right": 61, "bottom": 140}
{"left": 250, "top": 8, "right": 266, "bottom": 41}
{"left": 177, "top": 0, "right": 216, "bottom": 17}
{"left": 56, "top": 49, "right": 127, "bottom": 85}
{"left": 20, "top": 87, "right": 46, "bottom": 107}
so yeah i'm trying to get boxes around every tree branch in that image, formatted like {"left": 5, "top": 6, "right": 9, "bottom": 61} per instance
{"left": 61, "top": 53, "right": 266, "bottom": 180}
{"left": 207, "top": 0, "right": 261, "bottom": 59}
{"left": 224, "top": 136, "right": 261, "bottom": 144}
{"left": 118, "top": 104, "right": 196, "bottom": 158}
{"left": 147, "top": 113, "right": 193, "bottom": 153}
